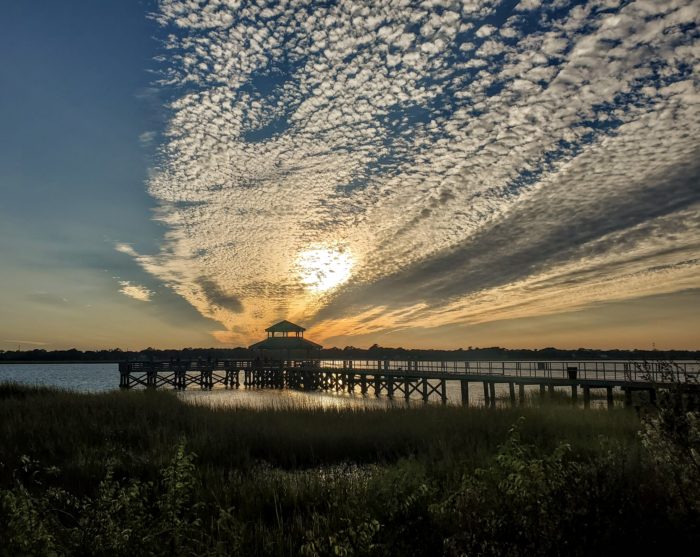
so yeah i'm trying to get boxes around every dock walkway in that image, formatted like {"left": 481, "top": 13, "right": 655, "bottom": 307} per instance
{"left": 119, "top": 359, "right": 699, "bottom": 408}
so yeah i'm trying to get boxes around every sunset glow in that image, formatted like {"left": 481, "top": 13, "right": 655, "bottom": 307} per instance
{"left": 297, "top": 248, "right": 354, "bottom": 293}
{"left": 1, "top": 1, "right": 699, "bottom": 350}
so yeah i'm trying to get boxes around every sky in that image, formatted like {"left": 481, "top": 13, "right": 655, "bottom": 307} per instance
{"left": 1, "top": 0, "right": 699, "bottom": 351}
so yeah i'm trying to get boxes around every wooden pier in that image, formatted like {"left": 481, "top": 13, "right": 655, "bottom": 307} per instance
{"left": 118, "top": 359, "right": 700, "bottom": 408}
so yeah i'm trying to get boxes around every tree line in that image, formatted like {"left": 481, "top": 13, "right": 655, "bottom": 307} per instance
{"left": 1, "top": 346, "right": 698, "bottom": 362}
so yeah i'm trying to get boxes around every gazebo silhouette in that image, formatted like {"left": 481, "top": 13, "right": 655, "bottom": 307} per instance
{"left": 249, "top": 320, "right": 322, "bottom": 361}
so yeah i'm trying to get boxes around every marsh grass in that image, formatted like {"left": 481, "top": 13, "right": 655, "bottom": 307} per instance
{"left": 0, "top": 383, "right": 697, "bottom": 556}
{"left": 0, "top": 384, "right": 639, "bottom": 473}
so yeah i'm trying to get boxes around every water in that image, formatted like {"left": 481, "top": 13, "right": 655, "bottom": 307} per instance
{"left": 0, "top": 363, "right": 615, "bottom": 409}
{"left": 0, "top": 363, "right": 117, "bottom": 393}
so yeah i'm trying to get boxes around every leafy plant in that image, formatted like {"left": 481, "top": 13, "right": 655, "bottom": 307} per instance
{"left": 637, "top": 360, "right": 700, "bottom": 521}
{"left": 299, "top": 514, "right": 380, "bottom": 557}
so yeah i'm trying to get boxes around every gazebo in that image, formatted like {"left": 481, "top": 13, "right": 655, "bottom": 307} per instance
{"left": 249, "top": 320, "right": 322, "bottom": 361}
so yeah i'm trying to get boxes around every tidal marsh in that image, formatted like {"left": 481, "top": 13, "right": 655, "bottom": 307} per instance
{"left": 1, "top": 383, "right": 697, "bottom": 556}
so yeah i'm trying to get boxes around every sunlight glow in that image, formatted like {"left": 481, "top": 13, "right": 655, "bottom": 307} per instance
{"left": 296, "top": 247, "right": 354, "bottom": 293}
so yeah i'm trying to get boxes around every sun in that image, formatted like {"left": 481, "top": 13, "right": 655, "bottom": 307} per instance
{"left": 296, "top": 247, "right": 354, "bottom": 293}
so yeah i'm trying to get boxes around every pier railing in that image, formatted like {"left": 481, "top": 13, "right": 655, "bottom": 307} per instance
{"left": 121, "top": 359, "right": 699, "bottom": 383}
{"left": 316, "top": 359, "right": 699, "bottom": 383}
{"left": 123, "top": 360, "right": 252, "bottom": 373}
{"left": 119, "top": 358, "right": 700, "bottom": 407}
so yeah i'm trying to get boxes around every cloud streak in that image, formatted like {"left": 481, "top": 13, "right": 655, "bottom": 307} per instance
{"left": 124, "top": 0, "right": 700, "bottom": 344}
{"left": 118, "top": 281, "right": 154, "bottom": 302}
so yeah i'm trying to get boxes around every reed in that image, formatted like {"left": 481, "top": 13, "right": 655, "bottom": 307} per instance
{"left": 0, "top": 383, "right": 696, "bottom": 556}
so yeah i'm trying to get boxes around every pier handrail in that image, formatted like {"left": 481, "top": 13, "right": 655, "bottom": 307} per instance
{"left": 120, "top": 358, "right": 699, "bottom": 384}
{"left": 311, "top": 359, "right": 699, "bottom": 382}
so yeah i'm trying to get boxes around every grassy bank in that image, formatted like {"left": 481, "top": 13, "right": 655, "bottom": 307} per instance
{"left": 1, "top": 383, "right": 698, "bottom": 556}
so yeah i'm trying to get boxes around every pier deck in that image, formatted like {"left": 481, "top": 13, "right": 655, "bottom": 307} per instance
{"left": 119, "top": 359, "right": 699, "bottom": 408}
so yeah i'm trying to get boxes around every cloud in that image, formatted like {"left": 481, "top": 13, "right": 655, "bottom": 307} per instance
{"left": 118, "top": 281, "right": 154, "bottom": 302}
{"left": 139, "top": 131, "right": 157, "bottom": 145}
{"left": 516, "top": 0, "right": 543, "bottom": 11}
{"left": 25, "top": 292, "right": 69, "bottom": 307}
{"left": 115, "top": 243, "right": 138, "bottom": 257}
{"left": 121, "top": 0, "right": 700, "bottom": 344}
{"left": 4, "top": 339, "right": 50, "bottom": 346}
{"left": 198, "top": 278, "right": 243, "bottom": 313}
{"left": 475, "top": 24, "right": 496, "bottom": 38}
{"left": 211, "top": 329, "right": 244, "bottom": 345}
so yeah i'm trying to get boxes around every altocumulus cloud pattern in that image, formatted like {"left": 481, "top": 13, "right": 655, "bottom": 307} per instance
{"left": 122, "top": 0, "right": 700, "bottom": 345}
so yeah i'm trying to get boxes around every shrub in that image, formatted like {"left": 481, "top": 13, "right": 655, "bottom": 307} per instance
{"left": 637, "top": 361, "right": 700, "bottom": 529}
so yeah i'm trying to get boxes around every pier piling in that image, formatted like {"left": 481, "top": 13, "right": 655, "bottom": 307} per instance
{"left": 116, "top": 359, "right": 700, "bottom": 410}
{"left": 460, "top": 380, "right": 469, "bottom": 406}
{"left": 509, "top": 382, "right": 516, "bottom": 406}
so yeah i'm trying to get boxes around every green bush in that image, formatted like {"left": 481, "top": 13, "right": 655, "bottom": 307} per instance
{"left": 638, "top": 376, "right": 700, "bottom": 526}
{"left": 0, "top": 442, "right": 205, "bottom": 557}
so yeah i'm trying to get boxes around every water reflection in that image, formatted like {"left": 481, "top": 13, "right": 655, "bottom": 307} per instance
{"left": 181, "top": 388, "right": 402, "bottom": 410}
{"left": 0, "top": 363, "right": 619, "bottom": 409}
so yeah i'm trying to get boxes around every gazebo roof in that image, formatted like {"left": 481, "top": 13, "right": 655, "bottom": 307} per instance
{"left": 265, "top": 320, "right": 306, "bottom": 333}
{"left": 249, "top": 336, "right": 322, "bottom": 350}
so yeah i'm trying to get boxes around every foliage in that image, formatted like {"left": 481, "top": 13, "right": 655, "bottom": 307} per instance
{"left": 1, "top": 458, "right": 60, "bottom": 556}
{"left": 0, "top": 442, "right": 204, "bottom": 557}
{"left": 299, "top": 515, "right": 380, "bottom": 557}
{"left": 637, "top": 360, "right": 700, "bottom": 520}
{"left": 1, "top": 383, "right": 699, "bottom": 555}
{"left": 432, "top": 418, "right": 634, "bottom": 556}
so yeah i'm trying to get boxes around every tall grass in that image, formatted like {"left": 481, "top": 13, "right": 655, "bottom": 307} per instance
{"left": 0, "top": 383, "right": 697, "bottom": 556}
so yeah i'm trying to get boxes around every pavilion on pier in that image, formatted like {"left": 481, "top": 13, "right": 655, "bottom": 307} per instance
{"left": 249, "top": 320, "right": 322, "bottom": 361}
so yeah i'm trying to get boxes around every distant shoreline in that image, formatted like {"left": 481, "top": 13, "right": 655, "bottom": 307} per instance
{"left": 0, "top": 360, "right": 121, "bottom": 365}
{"left": 2, "top": 356, "right": 698, "bottom": 365}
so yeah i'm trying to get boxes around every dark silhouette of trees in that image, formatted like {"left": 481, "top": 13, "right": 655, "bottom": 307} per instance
{"left": 1, "top": 346, "right": 697, "bottom": 363}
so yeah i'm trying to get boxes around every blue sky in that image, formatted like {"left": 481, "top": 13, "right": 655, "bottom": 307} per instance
{"left": 1, "top": 0, "right": 699, "bottom": 350}
{"left": 0, "top": 0, "right": 216, "bottom": 349}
